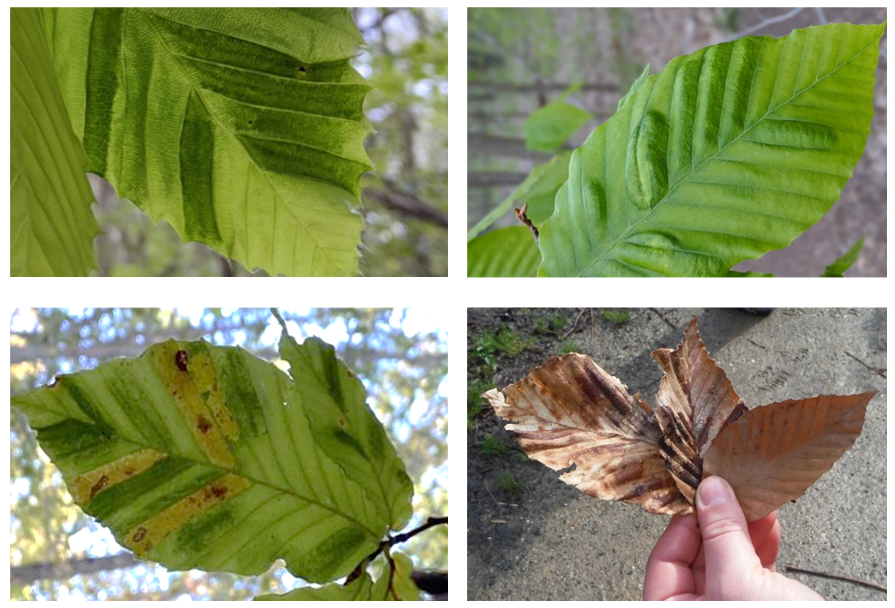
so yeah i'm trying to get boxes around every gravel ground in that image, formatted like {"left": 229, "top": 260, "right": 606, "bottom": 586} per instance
{"left": 467, "top": 308, "right": 887, "bottom": 600}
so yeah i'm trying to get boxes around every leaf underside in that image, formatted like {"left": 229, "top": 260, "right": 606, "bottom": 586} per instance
{"left": 41, "top": 7, "right": 372, "bottom": 276}
{"left": 468, "top": 226, "right": 541, "bottom": 278}
{"left": 539, "top": 22, "right": 885, "bottom": 277}
{"left": 12, "top": 337, "right": 413, "bottom": 583}
{"left": 485, "top": 318, "right": 874, "bottom": 520}
{"left": 11, "top": 7, "right": 99, "bottom": 277}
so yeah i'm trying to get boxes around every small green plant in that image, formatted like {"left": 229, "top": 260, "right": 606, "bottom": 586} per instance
{"left": 549, "top": 312, "right": 567, "bottom": 331}
{"left": 467, "top": 380, "right": 490, "bottom": 427}
{"left": 475, "top": 327, "right": 528, "bottom": 370}
{"left": 496, "top": 471, "right": 525, "bottom": 494}
{"left": 602, "top": 309, "right": 631, "bottom": 325}
{"left": 558, "top": 339, "right": 581, "bottom": 355}
{"left": 468, "top": 21, "right": 886, "bottom": 277}
{"left": 479, "top": 435, "right": 508, "bottom": 457}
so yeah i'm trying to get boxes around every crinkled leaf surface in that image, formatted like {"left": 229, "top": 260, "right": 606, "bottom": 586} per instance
{"left": 277, "top": 333, "right": 413, "bottom": 531}
{"left": 650, "top": 319, "right": 746, "bottom": 502}
{"left": 704, "top": 391, "right": 875, "bottom": 521}
{"left": 11, "top": 337, "right": 412, "bottom": 583}
{"left": 254, "top": 552, "right": 419, "bottom": 601}
{"left": 41, "top": 7, "right": 372, "bottom": 277}
{"left": 483, "top": 357, "right": 689, "bottom": 515}
{"left": 524, "top": 84, "right": 593, "bottom": 152}
{"left": 539, "top": 22, "right": 885, "bottom": 277}
{"left": 11, "top": 7, "right": 99, "bottom": 277}
{"left": 468, "top": 226, "right": 541, "bottom": 278}
{"left": 485, "top": 318, "right": 874, "bottom": 520}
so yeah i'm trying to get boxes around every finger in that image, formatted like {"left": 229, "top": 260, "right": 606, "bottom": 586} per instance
{"left": 697, "top": 476, "right": 764, "bottom": 598}
{"left": 747, "top": 511, "right": 780, "bottom": 569}
{"left": 643, "top": 514, "right": 700, "bottom": 600}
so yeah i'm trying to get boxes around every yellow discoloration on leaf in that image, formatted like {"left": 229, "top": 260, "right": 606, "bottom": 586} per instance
{"left": 150, "top": 342, "right": 237, "bottom": 468}
{"left": 127, "top": 473, "right": 251, "bottom": 556}
{"left": 189, "top": 348, "right": 240, "bottom": 442}
{"left": 72, "top": 449, "right": 167, "bottom": 504}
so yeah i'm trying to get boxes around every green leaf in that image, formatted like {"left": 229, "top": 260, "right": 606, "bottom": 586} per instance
{"left": 11, "top": 337, "right": 408, "bottom": 583}
{"left": 524, "top": 83, "right": 593, "bottom": 152}
{"left": 616, "top": 64, "right": 650, "bottom": 112}
{"left": 254, "top": 552, "right": 419, "bottom": 601}
{"left": 10, "top": 7, "right": 99, "bottom": 277}
{"left": 467, "top": 153, "right": 570, "bottom": 240}
{"left": 517, "top": 154, "right": 571, "bottom": 225}
{"left": 41, "top": 8, "right": 372, "bottom": 277}
{"left": 539, "top": 22, "right": 885, "bottom": 277}
{"left": 468, "top": 226, "right": 541, "bottom": 277}
{"left": 821, "top": 236, "right": 865, "bottom": 277}
{"left": 276, "top": 334, "right": 414, "bottom": 531}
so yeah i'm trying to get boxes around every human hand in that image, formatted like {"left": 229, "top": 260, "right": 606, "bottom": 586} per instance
{"left": 643, "top": 476, "right": 824, "bottom": 600}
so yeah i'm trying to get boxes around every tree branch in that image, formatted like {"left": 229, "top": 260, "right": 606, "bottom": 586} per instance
{"left": 11, "top": 553, "right": 141, "bottom": 585}
{"left": 364, "top": 189, "right": 447, "bottom": 228}
{"left": 468, "top": 81, "right": 618, "bottom": 93}
{"left": 727, "top": 7, "right": 805, "bottom": 40}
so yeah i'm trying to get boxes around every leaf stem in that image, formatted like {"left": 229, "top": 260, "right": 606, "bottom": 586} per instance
{"left": 344, "top": 515, "right": 448, "bottom": 586}
{"left": 270, "top": 308, "right": 288, "bottom": 332}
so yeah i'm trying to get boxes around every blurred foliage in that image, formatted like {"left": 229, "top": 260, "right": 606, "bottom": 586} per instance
{"left": 89, "top": 8, "right": 448, "bottom": 277}
{"left": 358, "top": 8, "right": 448, "bottom": 277}
{"left": 10, "top": 308, "right": 447, "bottom": 600}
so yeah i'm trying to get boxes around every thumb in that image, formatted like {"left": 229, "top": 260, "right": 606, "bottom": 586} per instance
{"left": 696, "top": 476, "right": 761, "bottom": 595}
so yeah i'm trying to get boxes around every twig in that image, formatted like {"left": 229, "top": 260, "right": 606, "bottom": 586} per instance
{"left": 345, "top": 516, "right": 448, "bottom": 585}
{"left": 365, "top": 189, "right": 448, "bottom": 228}
{"left": 727, "top": 7, "right": 805, "bottom": 40}
{"left": 784, "top": 565, "right": 886, "bottom": 593}
{"left": 561, "top": 309, "right": 589, "bottom": 340}
{"left": 814, "top": 7, "right": 828, "bottom": 25}
{"left": 844, "top": 351, "right": 886, "bottom": 378}
{"left": 881, "top": 48, "right": 887, "bottom": 62}
{"left": 650, "top": 308, "right": 678, "bottom": 330}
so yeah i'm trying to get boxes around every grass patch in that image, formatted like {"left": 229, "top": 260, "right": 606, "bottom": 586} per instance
{"left": 496, "top": 471, "right": 525, "bottom": 494}
{"left": 479, "top": 434, "right": 508, "bottom": 457}
{"left": 467, "top": 380, "right": 491, "bottom": 427}
{"left": 474, "top": 326, "right": 529, "bottom": 371}
{"left": 602, "top": 309, "right": 631, "bottom": 324}
{"left": 558, "top": 339, "right": 581, "bottom": 355}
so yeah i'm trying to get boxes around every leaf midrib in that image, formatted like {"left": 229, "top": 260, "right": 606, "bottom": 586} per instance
{"left": 577, "top": 32, "right": 878, "bottom": 277}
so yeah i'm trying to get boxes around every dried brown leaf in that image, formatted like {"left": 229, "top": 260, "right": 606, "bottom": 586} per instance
{"left": 486, "top": 317, "right": 874, "bottom": 521}
{"left": 483, "top": 354, "right": 690, "bottom": 515}
{"left": 651, "top": 319, "right": 746, "bottom": 502}
{"left": 703, "top": 391, "right": 875, "bottom": 521}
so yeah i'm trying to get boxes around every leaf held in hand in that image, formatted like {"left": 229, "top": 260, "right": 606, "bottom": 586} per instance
{"left": 484, "top": 318, "right": 875, "bottom": 520}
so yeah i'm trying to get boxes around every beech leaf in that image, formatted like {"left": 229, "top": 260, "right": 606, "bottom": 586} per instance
{"left": 484, "top": 318, "right": 875, "bottom": 520}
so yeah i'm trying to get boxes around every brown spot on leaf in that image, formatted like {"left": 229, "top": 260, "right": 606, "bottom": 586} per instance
{"left": 90, "top": 475, "right": 109, "bottom": 499}
{"left": 133, "top": 527, "right": 147, "bottom": 542}
{"left": 298, "top": 66, "right": 308, "bottom": 74}
{"left": 175, "top": 350, "right": 189, "bottom": 372}
{"left": 196, "top": 415, "right": 212, "bottom": 434}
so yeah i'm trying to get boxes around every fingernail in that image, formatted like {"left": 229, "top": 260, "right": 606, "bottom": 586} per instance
{"left": 699, "top": 476, "right": 731, "bottom": 506}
